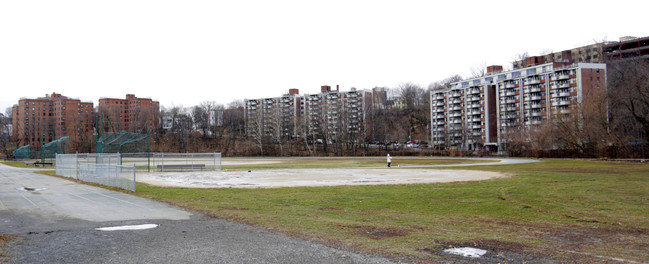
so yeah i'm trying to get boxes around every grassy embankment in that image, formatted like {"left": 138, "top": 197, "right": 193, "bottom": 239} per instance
{"left": 135, "top": 158, "right": 649, "bottom": 263}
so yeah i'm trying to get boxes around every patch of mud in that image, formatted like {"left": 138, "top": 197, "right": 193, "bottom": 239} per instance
{"left": 340, "top": 225, "right": 410, "bottom": 240}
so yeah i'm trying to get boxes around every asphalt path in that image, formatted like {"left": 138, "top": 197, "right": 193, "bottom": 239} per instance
{"left": 0, "top": 163, "right": 394, "bottom": 263}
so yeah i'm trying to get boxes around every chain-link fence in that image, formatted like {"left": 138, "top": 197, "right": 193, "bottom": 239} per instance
{"left": 121, "top": 152, "right": 221, "bottom": 172}
{"left": 54, "top": 152, "right": 221, "bottom": 191}
{"left": 13, "top": 145, "right": 31, "bottom": 160}
{"left": 56, "top": 153, "right": 136, "bottom": 192}
{"left": 40, "top": 136, "right": 70, "bottom": 162}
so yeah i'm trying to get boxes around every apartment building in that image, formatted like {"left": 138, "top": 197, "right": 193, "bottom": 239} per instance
{"left": 245, "top": 86, "right": 371, "bottom": 143}
{"left": 301, "top": 86, "right": 371, "bottom": 141}
{"left": 603, "top": 36, "right": 649, "bottom": 61}
{"left": 431, "top": 62, "right": 606, "bottom": 151}
{"left": 245, "top": 89, "right": 301, "bottom": 140}
{"left": 11, "top": 92, "right": 93, "bottom": 149}
{"left": 98, "top": 94, "right": 159, "bottom": 133}
{"left": 513, "top": 43, "right": 605, "bottom": 69}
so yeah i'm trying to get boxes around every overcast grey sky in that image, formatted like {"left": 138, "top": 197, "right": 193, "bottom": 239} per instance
{"left": 2, "top": 0, "right": 648, "bottom": 113}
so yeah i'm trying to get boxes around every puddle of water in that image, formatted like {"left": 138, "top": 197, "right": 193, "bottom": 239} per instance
{"left": 17, "top": 187, "right": 47, "bottom": 192}
{"left": 95, "top": 224, "right": 159, "bottom": 231}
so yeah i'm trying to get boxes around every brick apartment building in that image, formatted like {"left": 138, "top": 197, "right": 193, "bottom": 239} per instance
{"left": 98, "top": 94, "right": 159, "bottom": 134}
{"left": 431, "top": 62, "right": 606, "bottom": 151}
{"left": 11, "top": 93, "right": 93, "bottom": 149}
{"left": 513, "top": 36, "right": 649, "bottom": 69}
{"left": 513, "top": 43, "right": 605, "bottom": 69}
{"left": 245, "top": 86, "right": 372, "bottom": 143}
{"left": 602, "top": 36, "right": 649, "bottom": 60}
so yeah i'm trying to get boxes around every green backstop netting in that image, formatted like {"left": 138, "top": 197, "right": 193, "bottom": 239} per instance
{"left": 40, "top": 136, "right": 70, "bottom": 160}
{"left": 13, "top": 145, "right": 31, "bottom": 160}
{"left": 97, "top": 132, "right": 149, "bottom": 153}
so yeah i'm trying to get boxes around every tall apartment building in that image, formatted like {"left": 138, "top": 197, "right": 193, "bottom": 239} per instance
{"left": 11, "top": 93, "right": 93, "bottom": 149}
{"left": 431, "top": 62, "right": 606, "bottom": 151}
{"left": 98, "top": 94, "right": 159, "bottom": 133}
{"left": 244, "top": 89, "right": 301, "bottom": 140}
{"left": 301, "top": 86, "right": 371, "bottom": 141}
{"left": 245, "top": 86, "right": 372, "bottom": 143}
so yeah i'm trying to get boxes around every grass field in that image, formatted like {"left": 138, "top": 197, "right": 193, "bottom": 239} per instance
{"left": 135, "top": 158, "right": 649, "bottom": 263}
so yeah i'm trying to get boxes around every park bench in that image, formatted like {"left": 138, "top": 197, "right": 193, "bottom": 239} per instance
{"left": 156, "top": 164, "right": 205, "bottom": 171}
{"left": 34, "top": 162, "right": 53, "bottom": 167}
{"left": 24, "top": 161, "right": 53, "bottom": 167}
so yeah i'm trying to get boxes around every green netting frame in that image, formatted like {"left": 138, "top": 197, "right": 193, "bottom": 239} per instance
{"left": 40, "top": 136, "right": 70, "bottom": 160}
{"left": 13, "top": 145, "right": 31, "bottom": 160}
{"left": 97, "top": 132, "right": 149, "bottom": 153}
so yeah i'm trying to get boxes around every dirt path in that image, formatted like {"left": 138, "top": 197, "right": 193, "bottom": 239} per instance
{"left": 137, "top": 168, "right": 507, "bottom": 188}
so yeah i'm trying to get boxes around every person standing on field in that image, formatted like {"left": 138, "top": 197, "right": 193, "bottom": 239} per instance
{"left": 387, "top": 153, "right": 392, "bottom": 167}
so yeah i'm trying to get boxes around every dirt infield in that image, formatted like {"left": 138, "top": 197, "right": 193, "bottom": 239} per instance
{"left": 137, "top": 168, "right": 507, "bottom": 188}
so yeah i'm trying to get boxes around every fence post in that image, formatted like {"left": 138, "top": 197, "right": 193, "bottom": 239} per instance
{"left": 75, "top": 153, "right": 79, "bottom": 180}
{"left": 132, "top": 164, "right": 136, "bottom": 192}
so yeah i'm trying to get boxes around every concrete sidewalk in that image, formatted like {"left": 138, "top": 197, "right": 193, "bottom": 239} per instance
{"left": 0, "top": 163, "right": 192, "bottom": 222}
{"left": 0, "top": 163, "right": 394, "bottom": 264}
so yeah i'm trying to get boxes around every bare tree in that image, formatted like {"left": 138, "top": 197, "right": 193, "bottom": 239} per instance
{"left": 428, "top": 75, "right": 462, "bottom": 91}
{"left": 470, "top": 62, "right": 487, "bottom": 78}
{"left": 607, "top": 58, "right": 649, "bottom": 143}
{"left": 0, "top": 111, "right": 12, "bottom": 156}
{"left": 510, "top": 52, "right": 529, "bottom": 70}
{"left": 192, "top": 105, "right": 209, "bottom": 137}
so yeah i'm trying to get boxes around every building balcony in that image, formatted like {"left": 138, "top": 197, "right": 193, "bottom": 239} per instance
{"left": 552, "top": 84, "right": 569, "bottom": 90}
{"left": 530, "top": 104, "right": 542, "bottom": 108}
{"left": 472, "top": 117, "right": 481, "bottom": 122}
{"left": 557, "top": 101, "right": 571, "bottom": 106}
{"left": 452, "top": 106, "right": 462, "bottom": 111}
{"left": 560, "top": 109, "right": 571, "bottom": 114}
{"left": 531, "top": 111, "right": 542, "bottom": 117}
{"left": 436, "top": 102, "right": 444, "bottom": 106}
{"left": 529, "top": 87, "right": 541, "bottom": 93}
{"left": 469, "top": 96, "right": 480, "bottom": 102}
{"left": 505, "top": 99, "right": 516, "bottom": 104}
{"left": 558, "top": 92, "right": 570, "bottom": 97}
{"left": 469, "top": 88, "right": 480, "bottom": 94}
{"left": 505, "top": 91, "right": 516, "bottom": 96}
{"left": 530, "top": 96, "right": 542, "bottom": 101}
{"left": 505, "top": 83, "right": 516, "bottom": 89}
{"left": 527, "top": 79, "right": 541, "bottom": 84}
{"left": 555, "top": 74, "right": 570, "bottom": 80}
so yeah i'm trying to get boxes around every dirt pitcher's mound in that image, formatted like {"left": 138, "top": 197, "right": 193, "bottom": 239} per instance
{"left": 137, "top": 168, "right": 507, "bottom": 188}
